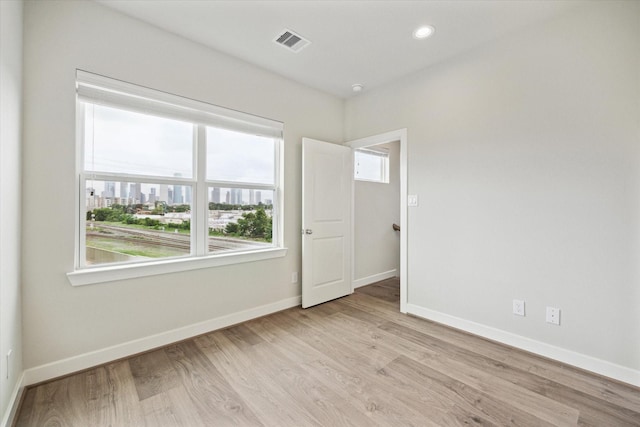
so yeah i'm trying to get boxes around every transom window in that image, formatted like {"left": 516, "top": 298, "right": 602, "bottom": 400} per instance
{"left": 75, "top": 71, "right": 283, "bottom": 271}
{"left": 354, "top": 147, "right": 389, "bottom": 183}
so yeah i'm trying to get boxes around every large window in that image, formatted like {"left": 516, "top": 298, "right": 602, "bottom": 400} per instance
{"left": 74, "top": 71, "right": 283, "bottom": 277}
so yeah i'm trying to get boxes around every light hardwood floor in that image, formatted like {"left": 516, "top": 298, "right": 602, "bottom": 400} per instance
{"left": 14, "top": 278, "right": 640, "bottom": 426}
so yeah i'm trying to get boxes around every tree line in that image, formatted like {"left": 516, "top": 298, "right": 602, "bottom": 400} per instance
{"left": 87, "top": 204, "right": 272, "bottom": 242}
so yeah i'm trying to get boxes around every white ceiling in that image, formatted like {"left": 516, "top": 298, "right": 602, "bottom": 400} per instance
{"left": 97, "top": 0, "right": 579, "bottom": 99}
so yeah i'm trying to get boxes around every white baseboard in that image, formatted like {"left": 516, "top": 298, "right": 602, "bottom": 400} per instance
{"left": 353, "top": 269, "right": 398, "bottom": 289}
{"left": 406, "top": 304, "right": 640, "bottom": 388}
{"left": 23, "top": 296, "right": 301, "bottom": 386}
{"left": 1, "top": 371, "right": 26, "bottom": 427}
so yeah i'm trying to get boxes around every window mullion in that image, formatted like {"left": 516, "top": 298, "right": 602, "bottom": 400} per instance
{"left": 273, "top": 136, "right": 282, "bottom": 247}
{"left": 204, "top": 181, "right": 276, "bottom": 191}
{"left": 76, "top": 102, "right": 87, "bottom": 269}
{"left": 196, "top": 125, "right": 208, "bottom": 256}
{"left": 82, "top": 172, "right": 194, "bottom": 186}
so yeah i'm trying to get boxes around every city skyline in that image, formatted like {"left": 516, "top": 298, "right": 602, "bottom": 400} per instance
{"left": 87, "top": 179, "right": 273, "bottom": 209}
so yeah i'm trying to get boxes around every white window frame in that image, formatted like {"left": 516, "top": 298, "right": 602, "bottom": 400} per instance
{"left": 354, "top": 147, "right": 389, "bottom": 183}
{"left": 68, "top": 70, "right": 286, "bottom": 286}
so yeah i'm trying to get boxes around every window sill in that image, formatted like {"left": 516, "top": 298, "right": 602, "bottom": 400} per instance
{"left": 67, "top": 247, "right": 287, "bottom": 286}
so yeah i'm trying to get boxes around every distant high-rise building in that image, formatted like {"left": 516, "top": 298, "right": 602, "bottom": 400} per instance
{"left": 230, "top": 188, "right": 242, "bottom": 205}
{"left": 173, "top": 173, "right": 183, "bottom": 205}
{"left": 120, "top": 182, "right": 128, "bottom": 201}
{"left": 211, "top": 187, "right": 221, "bottom": 204}
{"left": 173, "top": 185, "right": 183, "bottom": 205}
{"left": 159, "top": 184, "right": 169, "bottom": 203}
{"left": 148, "top": 188, "right": 157, "bottom": 203}
{"left": 225, "top": 191, "right": 230, "bottom": 204}
{"left": 249, "top": 189, "right": 255, "bottom": 205}
{"left": 256, "top": 192, "right": 262, "bottom": 205}
{"left": 104, "top": 181, "right": 116, "bottom": 199}
{"left": 129, "top": 183, "right": 142, "bottom": 203}
{"left": 134, "top": 183, "right": 142, "bottom": 203}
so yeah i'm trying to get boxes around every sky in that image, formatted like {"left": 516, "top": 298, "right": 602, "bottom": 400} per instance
{"left": 84, "top": 103, "right": 275, "bottom": 184}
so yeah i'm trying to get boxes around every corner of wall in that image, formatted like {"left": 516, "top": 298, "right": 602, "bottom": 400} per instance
{"left": 0, "top": 0, "right": 24, "bottom": 423}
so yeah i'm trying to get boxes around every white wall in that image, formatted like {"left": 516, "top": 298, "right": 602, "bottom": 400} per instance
{"left": 353, "top": 141, "right": 400, "bottom": 285}
{"left": 0, "top": 0, "right": 24, "bottom": 419}
{"left": 21, "top": 0, "right": 343, "bottom": 373}
{"left": 346, "top": 1, "right": 640, "bottom": 380}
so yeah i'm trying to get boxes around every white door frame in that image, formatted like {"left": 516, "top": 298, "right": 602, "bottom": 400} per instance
{"left": 347, "top": 129, "right": 408, "bottom": 313}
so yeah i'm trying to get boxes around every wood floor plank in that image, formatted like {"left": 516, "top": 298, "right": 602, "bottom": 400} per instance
{"left": 129, "top": 348, "right": 180, "bottom": 401}
{"left": 350, "top": 288, "right": 640, "bottom": 414}
{"left": 382, "top": 355, "right": 556, "bottom": 427}
{"left": 380, "top": 359, "right": 552, "bottom": 427}
{"left": 334, "top": 300, "right": 389, "bottom": 326}
{"left": 13, "top": 387, "right": 36, "bottom": 427}
{"left": 389, "top": 354, "right": 579, "bottom": 426}
{"left": 346, "top": 306, "right": 580, "bottom": 425}
{"left": 14, "top": 278, "right": 640, "bottom": 427}
{"left": 301, "top": 308, "right": 580, "bottom": 425}
{"left": 221, "top": 323, "right": 265, "bottom": 350}
{"left": 302, "top": 357, "right": 446, "bottom": 426}
{"left": 274, "top": 309, "right": 397, "bottom": 370}
{"left": 192, "top": 330, "right": 222, "bottom": 353}
{"left": 356, "top": 283, "right": 400, "bottom": 304}
{"left": 162, "top": 385, "right": 211, "bottom": 427}
{"left": 102, "top": 360, "right": 147, "bottom": 426}
{"left": 247, "top": 314, "right": 445, "bottom": 426}
{"left": 72, "top": 367, "right": 114, "bottom": 427}
{"left": 17, "top": 379, "right": 79, "bottom": 427}
{"left": 139, "top": 386, "right": 207, "bottom": 427}
{"left": 213, "top": 328, "right": 378, "bottom": 427}
{"left": 296, "top": 307, "right": 566, "bottom": 426}
{"left": 165, "top": 340, "right": 263, "bottom": 426}
{"left": 196, "top": 331, "right": 325, "bottom": 427}
{"left": 140, "top": 391, "right": 183, "bottom": 427}
{"left": 274, "top": 310, "right": 503, "bottom": 426}
{"left": 377, "top": 319, "right": 640, "bottom": 426}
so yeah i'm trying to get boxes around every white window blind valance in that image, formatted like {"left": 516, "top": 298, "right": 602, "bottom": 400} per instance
{"left": 76, "top": 70, "right": 283, "bottom": 138}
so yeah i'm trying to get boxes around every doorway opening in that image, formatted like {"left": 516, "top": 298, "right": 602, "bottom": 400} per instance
{"left": 347, "top": 129, "right": 407, "bottom": 313}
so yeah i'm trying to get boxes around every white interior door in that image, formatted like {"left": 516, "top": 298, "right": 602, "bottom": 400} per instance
{"left": 302, "top": 138, "right": 352, "bottom": 308}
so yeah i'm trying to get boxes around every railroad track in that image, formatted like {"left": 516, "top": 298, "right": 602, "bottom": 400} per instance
{"left": 87, "top": 224, "right": 264, "bottom": 252}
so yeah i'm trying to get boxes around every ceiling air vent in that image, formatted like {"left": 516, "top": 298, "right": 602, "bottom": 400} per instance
{"left": 273, "top": 29, "right": 311, "bottom": 53}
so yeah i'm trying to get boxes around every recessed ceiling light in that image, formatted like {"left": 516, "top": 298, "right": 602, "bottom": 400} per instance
{"left": 352, "top": 83, "right": 364, "bottom": 92}
{"left": 413, "top": 25, "right": 435, "bottom": 40}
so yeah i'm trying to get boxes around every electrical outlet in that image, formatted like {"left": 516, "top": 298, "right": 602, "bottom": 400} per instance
{"left": 513, "top": 299, "right": 525, "bottom": 316}
{"left": 408, "top": 195, "right": 419, "bottom": 207}
{"left": 291, "top": 272, "right": 298, "bottom": 283}
{"left": 546, "top": 307, "right": 561, "bottom": 325}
